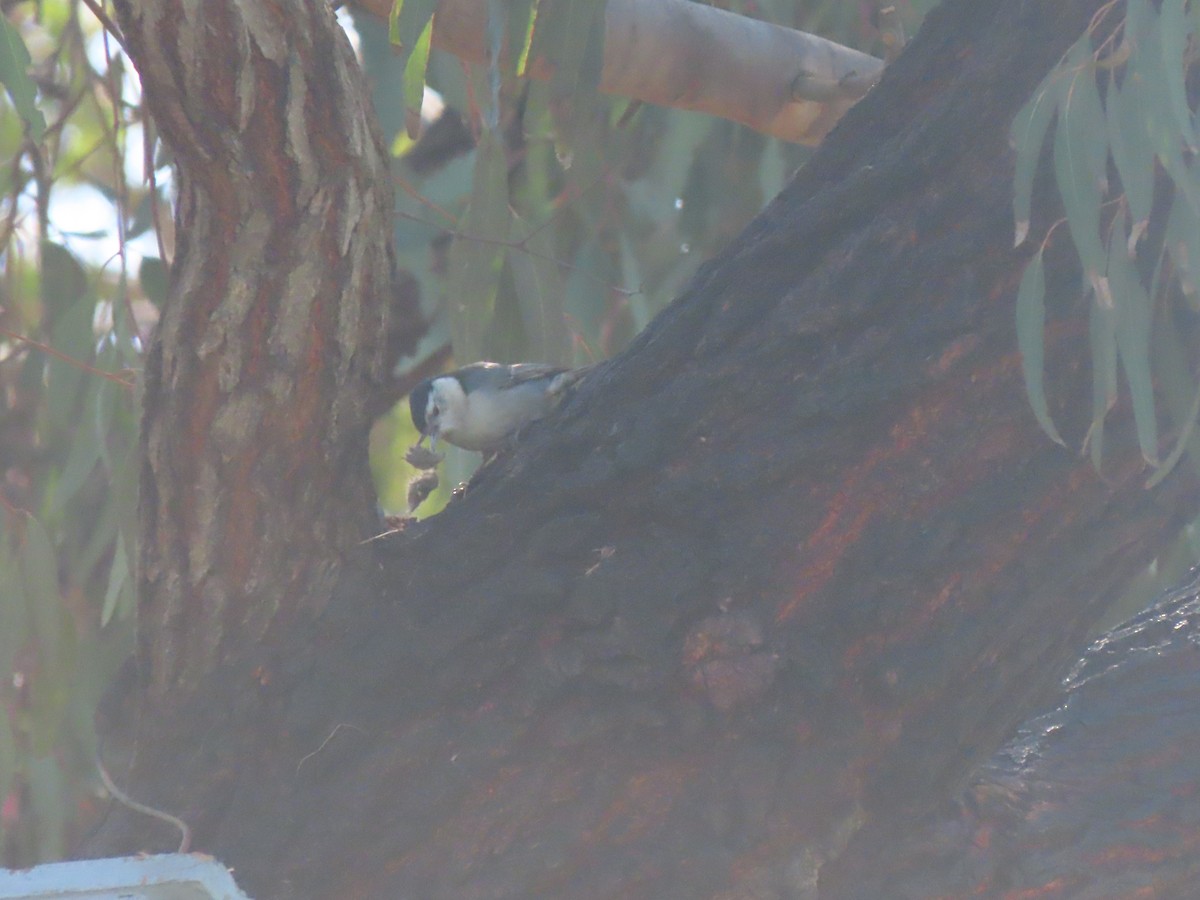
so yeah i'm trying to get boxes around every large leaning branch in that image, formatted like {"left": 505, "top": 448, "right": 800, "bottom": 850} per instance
{"left": 353, "top": 0, "right": 885, "bottom": 145}
{"left": 87, "top": 1, "right": 1200, "bottom": 896}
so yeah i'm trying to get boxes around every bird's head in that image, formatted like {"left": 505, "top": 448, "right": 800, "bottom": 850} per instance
{"left": 409, "top": 375, "right": 467, "bottom": 449}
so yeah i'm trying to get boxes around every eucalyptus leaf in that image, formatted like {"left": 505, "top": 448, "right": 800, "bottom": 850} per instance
{"left": 446, "top": 130, "right": 512, "bottom": 361}
{"left": 1149, "top": 313, "right": 1200, "bottom": 484}
{"left": 0, "top": 15, "right": 46, "bottom": 140}
{"left": 1010, "top": 66, "right": 1061, "bottom": 246}
{"left": 46, "top": 299, "right": 95, "bottom": 433}
{"left": 527, "top": 0, "right": 606, "bottom": 98}
{"left": 402, "top": 17, "right": 433, "bottom": 139}
{"left": 26, "top": 756, "right": 66, "bottom": 861}
{"left": 1087, "top": 291, "right": 1119, "bottom": 472}
{"left": 1063, "top": 39, "right": 1108, "bottom": 192}
{"left": 618, "top": 231, "right": 650, "bottom": 333}
{"left": 1158, "top": 0, "right": 1196, "bottom": 151}
{"left": 1054, "top": 44, "right": 1108, "bottom": 284}
{"left": 139, "top": 256, "right": 169, "bottom": 308}
{"left": 1126, "top": 0, "right": 1197, "bottom": 207}
{"left": 1106, "top": 215, "right": 1159, "bottom": 464}
{"left": 389, "top": 0, "right": 437, "bottom": 57}
{"left": 19, "top": 516, "right": 60, "bottom": 663}
{"left": 1015, "top": 250, "right": 1065, "bottom": 445}
{"left": 101, "top": 532, "right": 130, "bottom": 627}
{"left": 0, "top": 541, "right": 28, "bottom": 689}
{"left": 41, "top": 242, "right": 88, "bottom": 320}
{"left": 20, "top": 516, "right": 76, "bottom": 757}
{"left": 109, "top": 442, "right": 140, "bottom": 585}
{"left": 73, "top": 488, "right": 118, "bottom": 586}
{"left": 679, "top": 122, "right": 725, "bottom": 243}
{"left": 509, "top": 212, "right": 570, "bottom": 363}
{"left": 563, "top": 236, "right": 611, "bottom": 357}
{"left": 1146, "top": 371, "right": 1200, "bottom": 488}
{"left": 52, "top": 393, "right": 103, "bottom": 511}
{"left": 526, "top": 0, "right": 607, "bottom": 154}
{"left": 506, "top": 0, "right": 537, "bottom": 79}
{"left": 1165, "top": 192, "right": 1200, "bottom": 306}
{"left": 1105, "top": 81, "right": 1155, "bottom": 240}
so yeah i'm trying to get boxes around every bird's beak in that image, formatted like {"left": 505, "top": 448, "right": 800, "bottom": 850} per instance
{"left": 429, "top": 433, "right": 439, "bottom": 452}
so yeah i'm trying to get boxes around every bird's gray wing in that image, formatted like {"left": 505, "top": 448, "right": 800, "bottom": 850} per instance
{"left": 504, "top": 363, "right": 568, "bottom": 385}
{"left": 454, "top": 361, "right": 568, "bottom": 391}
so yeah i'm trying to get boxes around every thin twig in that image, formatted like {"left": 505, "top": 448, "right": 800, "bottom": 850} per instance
{"left": 96, "top": 757, "right": 192, "bottom": 853}
{"left": 0, "top": 328, "right": 135, "bottom": 388}
{"left": 295, "top": 723, "right": 368, "bottom": 775}
{"left": 79, "top": 0, "right": 130, "bottom": 56}
{"left": 96, "top": 8, "right": 143, "bottom": 348}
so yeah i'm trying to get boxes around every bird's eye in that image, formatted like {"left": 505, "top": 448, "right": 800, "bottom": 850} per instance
{"left": 428, "top": 404, "right": 440, "bottom": 421}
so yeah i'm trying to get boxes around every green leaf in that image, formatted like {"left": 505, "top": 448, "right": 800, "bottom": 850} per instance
{"left": 73, "top": 485, "right": 118, "bottom": 587}
{"left": 526, "top": 0, "right": 607, "bottom": 154}
{"left": 1055, "top": 41, "right": 1108, "bottom": 285}
{"left": 618, "top": 231, "right": 650, "bottom": 333}
{"left": 446, "top": 130, "right": 512, "bottom": 361}
{"left": 20, "top": 516, "right": 76, "bottom": 758}
{"left": 1158, "top": 0, "right": 1196, "bottom": 151}
{"left": 1146, "top": 365, "right": 1200, "bottom": 488}
{"left": 0, "top": 538, "right": 29, "bottom": 682}
{"left": 1087, "top": 290, "right": 1119, "bottom": 472}
{"left": 1011, "top": 66, "right": 1061, "bottom": 246}
{"left": 528, "top": 0, "right": 606, "bottom": 98}
{"left": 1105, "top": 80, "right": 1155, "bottom": 241}
{"left": 46, "top": 296, "right": 96, "bottom": 432}
{"left": 41, "top": 242, "right": 87, "bottom": 319}
{"left": 509, "top": 212, "right": 570, "bottom": 363}
{"left": 1164, "top": 191, "right": 1200, "bottom": 307}
{"left": 1106, "top": 214, "right": 1159, "bottom": 465}
{"left": 139, "top": 256, "right": 169, "bottom": 308}
{"left": 402, "top": 17, "right": 434, "bottom": 139}
{"left": 1148, "top": 312, "right": 1200, "bottom": 485}
{"left": 101, "top": 532, "right": 130, "bottom": 627}
{"left": 1126, "top": 0, "right": 1198, "bottom": 208}
{"left": 506, "top": 0, "right": 537, "bottom": 79}
{"left": 1064, "top": 39, "right": 1109, "bottom": 192}
{"left": 389, "top": 0, "right": 438, "bottom": 57}
{"left": 51, "top": 387, "right": 103, "bottom": 511}
{"left": 562, "top": 235, "right": 610, "bottom": 354}
{"left": 0, "top": 15, "right": 46, "bottom": 140}
{"left": 26, "top": 756, "right": 66, "bottom": 861}
{"left": 1015, "top": 250, "right": 1065, "bottom": 446}
{"left": 19, "top": 516, "right": 60, "bottom": 667}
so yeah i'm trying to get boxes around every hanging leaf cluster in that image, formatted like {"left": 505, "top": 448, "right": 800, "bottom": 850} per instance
{"left": 0, "top": 3, "right": 161, "bottom": 864}
{"left": 1011, "top": 0, "right": 1200, "bottom": 483}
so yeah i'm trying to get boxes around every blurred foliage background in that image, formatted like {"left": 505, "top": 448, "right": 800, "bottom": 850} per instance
{"left": 6, "top": 0, "right": 1197, "bottom": 871}
{"left": 369, "top": 0, "right": 934, "bottom": 506}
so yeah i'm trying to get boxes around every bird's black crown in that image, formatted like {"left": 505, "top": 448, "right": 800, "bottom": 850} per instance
{"left": 409, "top": 378, "right": 434, "bottom": 435}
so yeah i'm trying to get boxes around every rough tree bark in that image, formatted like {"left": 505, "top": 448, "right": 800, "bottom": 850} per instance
{"left": 86, "top": 0, "right": 1200, "bottom": 898}
{"left": 115, "top": 0, "right": 415, "bottom": 700}
{"left": 832, "top": 572, "right": 1200, "bottom": 897}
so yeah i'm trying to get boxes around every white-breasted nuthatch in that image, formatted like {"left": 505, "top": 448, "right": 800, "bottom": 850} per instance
{"left": 409, "top": 361, "right": 588, "bottom": 453}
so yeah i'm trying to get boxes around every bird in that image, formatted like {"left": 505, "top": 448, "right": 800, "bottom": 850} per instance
{"left": 409, "top": 361, "right": 588, "bottom": 453}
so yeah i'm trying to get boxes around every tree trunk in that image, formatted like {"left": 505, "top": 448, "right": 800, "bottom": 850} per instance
{"left": 87, "top": 0, "right": 1200, "bottom": 897}
{"left": 112, "top": 0, "right": 416, "bottom": 700}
